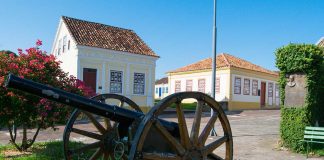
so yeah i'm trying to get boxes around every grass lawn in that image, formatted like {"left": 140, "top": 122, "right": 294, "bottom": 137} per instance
{"left": 0, "top": 141, "right": 66, "bottom": 160}
{"left": 0, "top": 141, "right": 98, "bottom": 160}
{"left": 0, "top": 141, "right": 323, "bottom": 159}
{"left": 154, "top": 99, "right": 197, "bottom": 110}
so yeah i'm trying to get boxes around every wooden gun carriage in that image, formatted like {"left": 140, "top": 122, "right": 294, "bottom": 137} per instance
{"left": 6, "top": 74, "right": 233, "bottom": 160}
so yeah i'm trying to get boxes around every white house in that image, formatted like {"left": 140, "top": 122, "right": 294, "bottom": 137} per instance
{"left": 154, "top": 77, "right": 169, "bottom": 99}
{"left": 167, "top": 53, "right": 279, "bottom": 111}
{"left": 317, "top": 37, "right": 324, "bottom": 47}
{"left": 51, "top": 16, "right": 159, "bottom": 112}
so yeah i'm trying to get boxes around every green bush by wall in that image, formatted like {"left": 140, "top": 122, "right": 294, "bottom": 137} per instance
{"left": 280, "top": 107, "right": 308, "bottom": 151}
{"left": 275, "top": 44, "right": 324, "bottom": 152}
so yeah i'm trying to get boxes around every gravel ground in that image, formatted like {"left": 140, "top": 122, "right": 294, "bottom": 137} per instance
{"left": 1, "top": 109, "right": 322, "bottom": 160}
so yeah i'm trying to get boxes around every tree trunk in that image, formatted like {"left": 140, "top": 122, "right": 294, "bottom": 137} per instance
{"left": 7, "top": 122, "right": 42, "bottom": 152}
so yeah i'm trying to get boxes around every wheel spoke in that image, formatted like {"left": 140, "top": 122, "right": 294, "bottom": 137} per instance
{"left": 198, "top": 112, "right": 218, "bottom": 147}
{"left": 84, "top": 112, "right": 106, "bottom": 134}
{"left": 190, "top": 100, "right": 203, "bottom": 146}
{"left": 104, "top": 118, "right": 112, "bottom": 130}
{"left": 103, "top": 152, "right": 111, "bottom": 160}
{"left": 89, "top": 148, "right": 103, "bottom": 160}
{"left": 202, "top": 136, "right": 228, "bottom": 156}
{"left": 155, "top": 120, "right": 186, "bottom": 156}
{"left": 119, "top": 101, "right": 125, "bottom": 108}
{"left": 175, "top": 103, "right": 191, "bottom": 149}
{"left": 142, "top": 152, "right": 182, "bottom": 160}
{"left": 71, "top": 128, "right": 102, "bottom": 140}
{"left": 69, "top": 141, "right": 101, "bottom": 155}
{"left": 207, "top": 153, "right": 224, "bottom": 160}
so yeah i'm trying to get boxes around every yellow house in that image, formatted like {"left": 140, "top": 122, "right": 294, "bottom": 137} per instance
{"left": 51, "top": 16, "right": 159, "bottom": 112}
{"left": 167, "top": 53, "right": 279, "bottom": 111}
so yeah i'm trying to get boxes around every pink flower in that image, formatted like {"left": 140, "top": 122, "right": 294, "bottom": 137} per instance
{"left": 36, "top": 39, "right": 42, "bottom": 46}
{"left": 17, "top": 48, "right": 23, "bottom": 54}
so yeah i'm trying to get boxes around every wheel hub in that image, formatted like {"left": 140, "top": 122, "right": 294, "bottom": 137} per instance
{"left": 183, "top": 149, "right": 203, "bottom": 160}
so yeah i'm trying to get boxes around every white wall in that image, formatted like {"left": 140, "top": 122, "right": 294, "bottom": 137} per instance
{"left": 77, "top": 46, "right": 158, "bottom": 107}
{"left": 51, "top": 20, "right": 78, "bottom": 77}
{"left": 154, "top": 83, "right": 169, "bottom": 99}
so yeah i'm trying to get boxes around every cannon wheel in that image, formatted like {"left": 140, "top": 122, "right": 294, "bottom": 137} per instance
{"left": 129, "top": 92, "right": 233, "bottom": 160}
{"left": 63, "top": 94, "right": 142, "bottom": 160}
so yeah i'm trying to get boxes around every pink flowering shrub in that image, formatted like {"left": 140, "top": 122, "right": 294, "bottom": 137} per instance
{"left": 0, "top": 41, "right": 95, "bottom": 151}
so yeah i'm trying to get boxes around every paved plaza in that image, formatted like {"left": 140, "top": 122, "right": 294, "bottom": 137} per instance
{"left": 0, "top": 110, "right": 321, "bottom": 159}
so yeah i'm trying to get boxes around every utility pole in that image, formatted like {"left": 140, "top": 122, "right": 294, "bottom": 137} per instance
{"left": 210, "top": 0, "right": 217, "bottom": 136}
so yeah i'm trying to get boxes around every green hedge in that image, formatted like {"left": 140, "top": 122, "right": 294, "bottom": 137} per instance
{"left": 275, "top": 44, "right": 324, "bottom": 152}
{"left": 280, "top": 107, "right": 308, "bottom": 151}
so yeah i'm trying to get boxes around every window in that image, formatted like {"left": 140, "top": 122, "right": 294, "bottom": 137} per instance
{"left": 252, "top": 80, "right": 258, "bottom": 96}
{"left": 268, "top": 82, "right": 273, "bottom": 97}
{"left": 216, "top": 77, "right": 220, "bottom": 94}
{"left": 234, "top": 77, "right": 241, "bottom": 94}
{"left": 110, "top": 70, "right": 123, "bottom": 93}
{"left": 198, "top": 79, "right": 205, "bottom": 93}
{"left": 68, "top": 40, "right": 70, "bottom": 50}
{"left": 162, "top": 87, "right": 164, "bottom": 93}
{"left": 275, "top": 84, "right": 279, "bottom": 98}
{"left": 175, "top": 80, "right": 181, "bottom": 92}
{"left": 58, "top": 39, "right": 62, "bottom": 55}
{"left": 63, "top": 36, "right": 67, "bottom": 53}
{"left": 243, "top": 78, "right": 250, "bottom": 95}
{"left": 186, "top": 80, "right": 193, "bottom": 91}
{"left": 134, "top": 73, "right": 145, "bottom": 95}
{"left": 165, "top": 87, "right": 168, "bottom": 93}
{"left": 155, "top": 88, "right": 158, "bottom": 94}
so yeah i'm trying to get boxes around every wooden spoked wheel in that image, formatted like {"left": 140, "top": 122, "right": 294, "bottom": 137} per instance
{"left": 63, "top": 94, "right": 142, "bottom": 160}
{"left": 129, "top": 92, "right": 233, "bottom": 160}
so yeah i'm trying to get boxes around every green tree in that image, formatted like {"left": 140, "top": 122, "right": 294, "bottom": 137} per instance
{"left": 0, "top": 40, "right": 95, "bottom": 151}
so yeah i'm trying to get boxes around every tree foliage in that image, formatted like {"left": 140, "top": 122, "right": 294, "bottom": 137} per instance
{"left": 0, "top": 40, "right": 95, "bottom": 151}
{"left": 275, "top": 43, "right": 324, "bottom": 152}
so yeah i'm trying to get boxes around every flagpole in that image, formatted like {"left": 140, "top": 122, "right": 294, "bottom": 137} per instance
{"left": 211, "top": 0, "right": 217, "bottom": 136}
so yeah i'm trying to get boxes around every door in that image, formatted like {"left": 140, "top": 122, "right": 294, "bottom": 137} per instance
{"left": 260, "top": 82, "right": 266, "bottom": 106}
{"left": 83, "top": 68, "right": 97, "bottom": 92}
{"left": 159, "top": 87, "right": 162, "bottom": 97}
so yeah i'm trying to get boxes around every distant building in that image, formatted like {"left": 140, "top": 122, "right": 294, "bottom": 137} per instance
{"left": 51, "top": 16, "right": 159, "bottom": 111}
{"left": 154, "top": 77, "right": 169, "bottom": 99}
{"left": 167, "top": 53, "right": 279, "bottom": 111}
{"left": 316, "top": 37, "right": 324, "bottom": 47}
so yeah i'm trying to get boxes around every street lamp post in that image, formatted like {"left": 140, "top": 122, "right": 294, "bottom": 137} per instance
{"left": 210, "top": 0, "right": 217, "bottom": 136}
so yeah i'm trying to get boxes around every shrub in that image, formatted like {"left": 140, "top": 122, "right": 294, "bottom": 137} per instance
{"left": 0, "top": 40, "right": 95, "bottom": 151}
{"left": 275, "top": 43, "right": 324, "bottom": 152}
{"left": 280, "top": 107, "right": 308, "bottom": 151}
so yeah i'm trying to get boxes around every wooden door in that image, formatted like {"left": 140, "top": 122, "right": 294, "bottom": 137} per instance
{"left": 83, "top": 68, "right": 97, "bottom": 92}
{"left": 260, "top": 82, "right": 266, "bottom": 106}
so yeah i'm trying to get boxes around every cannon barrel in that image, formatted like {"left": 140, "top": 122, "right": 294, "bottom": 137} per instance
{"left": 5, "top": 74, "right": 179, "bottom": 133}
{"left": 5, "top": 74, "right": 143, "bottom": 124}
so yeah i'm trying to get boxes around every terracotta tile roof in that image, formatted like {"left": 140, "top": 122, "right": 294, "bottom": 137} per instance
{"left": 317, "top": 37, "right": 324, "bottom": 47}
{"left": 62, "top": 16, "right": 158, "bottom": 57}
{"left": 155, "top": 77, "right": 168, "bottom": 85}
{"left": 168, "top": 53, "right": 278, "bottom": 76}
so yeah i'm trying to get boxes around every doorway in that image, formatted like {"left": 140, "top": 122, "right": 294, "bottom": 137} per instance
{"left": 83, "top": 68, "right": 97, "bottom": 92}
{"left": 159, "top": 87, "right": 162, "bottom": 97}
{"left": 260, "top": 82, "right": 266, "bottom": 107}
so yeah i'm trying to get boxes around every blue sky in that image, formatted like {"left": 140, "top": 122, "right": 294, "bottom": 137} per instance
{"left": 1, "top": 0, "right": 323, "bottom": 79}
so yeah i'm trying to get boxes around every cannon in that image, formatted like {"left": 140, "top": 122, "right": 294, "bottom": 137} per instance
{"left": 6, "top": 74, "right": 233, "bottom": 160}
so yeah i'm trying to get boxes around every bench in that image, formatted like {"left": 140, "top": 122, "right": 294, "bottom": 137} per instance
{"left": 300, "top": 126, "right": 324, "bottom": 158}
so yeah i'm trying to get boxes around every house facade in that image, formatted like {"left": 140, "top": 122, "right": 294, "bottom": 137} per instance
{"left": 51, "top": 16, "right": 159, "bottom": 111}
{"left": 154, "top": 77, "right": 169, "bottom": 99}
{"left": 167, "top": 53, "right": 279, "bottom": 111}
{"left": 317, "top": 37, "right": 324, "bottom": 47}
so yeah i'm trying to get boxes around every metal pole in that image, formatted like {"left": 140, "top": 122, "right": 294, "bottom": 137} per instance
{"left": 210, "top": 0, "right": 217, "bottom": 136}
